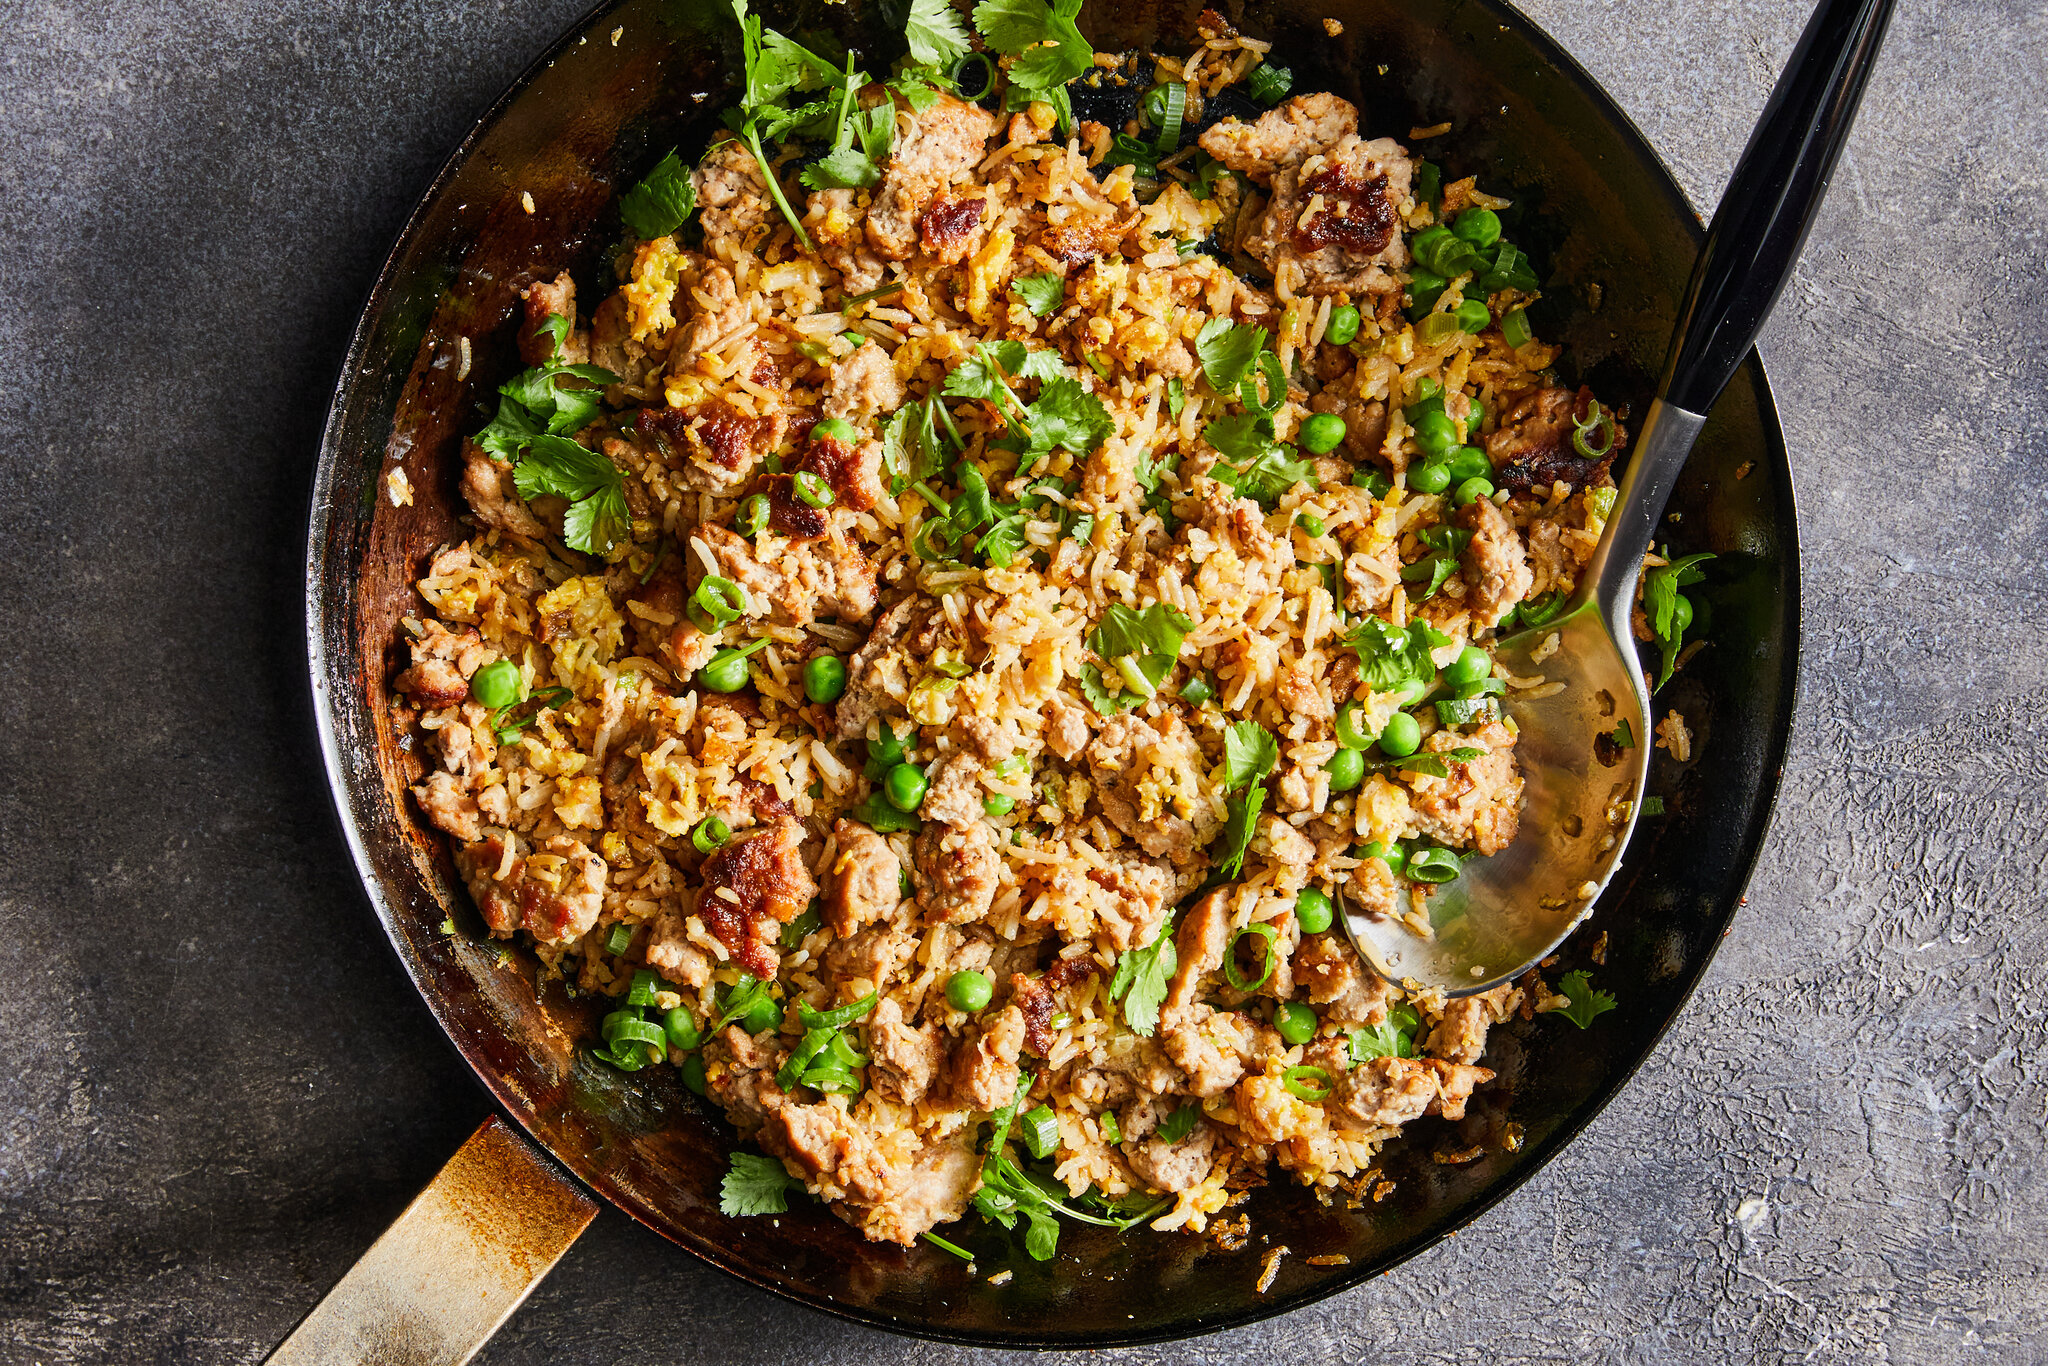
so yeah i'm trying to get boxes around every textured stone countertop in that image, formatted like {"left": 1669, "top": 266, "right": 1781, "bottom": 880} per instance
{"left": 3, "top": 0, "right": 2041, "bottom": 1361}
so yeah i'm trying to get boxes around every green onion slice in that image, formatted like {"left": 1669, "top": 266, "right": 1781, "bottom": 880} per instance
{"left": 802, "top": 1065, "right": 862, "bottom": 1094}
{"left": 689, "top": 575, "right": 747, "bottom": 632}
{"left": 1501, "top": 307, "right": 1534, "bottom": 349}
{"left": 1335, "top": 702, "right": 1373, "bottom": 750}
{"left": 604, "top": 923, "right": 633, "bottom": 955}
{"left": 737, "top": 493, "right": 770, "bottom": 536}
{"left": 799, "top": 991, "right": 878, "bottom": 1031}
{"left": 794, "top": 470, "right": 835, "bottom": 508}
{"left": 1282, "top": 1064, "right": 1332, "bottom": 1102}
{"left": 1223, "top": 922, "right": 1280, "bottom": 992}
{"left": 626, "top": 968, "right": 659, "bottom": 1007}
{"left": 1405, "top": 846, "right": 1464, "bottom": 884}
{"left": 1154, "top": 80, "right": 1186, "bottom": 154}
{"left": 1572, "top": 398, "right": 1617, "bottom": 459}
{"left": 691, "top": 815, "right": 731, "bottom": 855}
{"left": 1237, "top": 351, "right": 1286, "bottom": 416}
{"left": 1020, "top": 1104, "right": 1060, "bottom": 1159}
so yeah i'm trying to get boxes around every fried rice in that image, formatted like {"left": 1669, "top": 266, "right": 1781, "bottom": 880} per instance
{"left": 388, "top": 7, "right": 1633, "bottom": 1253}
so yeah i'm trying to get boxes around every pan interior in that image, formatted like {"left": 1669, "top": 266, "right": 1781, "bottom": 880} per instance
{"left": 307, "top": 0, "right": 1796, "bottom": 1344}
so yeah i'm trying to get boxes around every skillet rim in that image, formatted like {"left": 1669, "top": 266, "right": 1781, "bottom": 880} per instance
{"left": 305, "top": 0, "right": 1802, "bottom": 1344}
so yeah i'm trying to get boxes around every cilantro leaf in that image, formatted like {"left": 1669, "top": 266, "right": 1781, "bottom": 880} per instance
{"left": 499, "top": 360, "right": 620, "bottom": 437}
{"left": 880, "top": 400, "right": 950, "bottom": 493}
{"left": 513, "top": 434, "right": 632, "bottom": 554}
{"left": 1555, "top": 971, "right": 1617, "bottom": 1029}
{"left": 993, "top": 338, "right": 1071, "bottom": 383}
{"left": 1155, "top": 1104, "right": 1199, "bottom": 1143}
{"left": 1344, "top": 616, "right": 1449, "bottom": 694}
{"left": 974, "top": 0, "right": 1093, "bottom": 93}
{"left": 1194, "top": 317, "right": 1268, "bottom": 393}
{"left": 800, "top": 83, "right": 894, "bottom": 191}
{"left": 475, "top": 393, "right": 543, "bottom": 462}
{"left": 1202, "top": 413, "right": 1316, "bottom": 505}
{"left": 906, "top": 0, "right": 974, "bottom": 66}
{"left": 1078, "top": 663, "right": 1144, "bottom": 716}
{"left": 720, "top": 1151, "right": 800, "bottom": 1216}
{"left": 1108, "top": 928, "right": 1177, "bottom": 1036}
{"left": 1644, "top": 551, "right": 1714, "bottom": 690}
{"left": 1010, "top": 270, "right": 1067, "bottom": 316}
{"left": 618, "top": 149, "right": 698, "bottom": 239}
{"left": 1025, "top": 376, "right": 1113, "bottom": 455}
{"left": 1348, "top": 1002, "right": 1421, "bottom": 1061}
{"left": 942, "top": 342, "right": 1026, "bottom": 414}
{"left": 1165, "top": 377, "right": 1185, "bottom": 419}
{"left": 1222, "top": 720, "right": 1278, "bottom": 791}
{"left": 1213, "top": 781, "right": 1267, "bottom": 879}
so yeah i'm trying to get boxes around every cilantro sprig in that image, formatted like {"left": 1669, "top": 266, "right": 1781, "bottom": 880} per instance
{"left": 1194, "top": 318, "right": 1268, "bottom": 394}
{"left": 512, "top": 435, "right": 631, "bottom": 556}
{"left": 470, "top": 323, "right": 627, "bottom": 555}
{"left": 1202, "top": 413, "right": 1318, "bottom": 506}
{"left": 1085, "top": 602, "right": 1192, "bottom": 708}
{"left": 971, "top": 1074, "right": 1171, "bottom": 1260}
{"left": 1107, "top": 926, "right": 1177, "bottom": 1037}
{"left": 906, "top": 0, "right": 974, "bottom": 66}
{"left": 721, "top": 1151, "right": 801, "bottom": 1216}
{"left": 724, "top": 0, "right": 855, "bottom": 250}
{"left": 1343, "top": 617, "right": 1452, "bottom": 694}
{"left": 1555, "top": 970, "right": 1617, "bottom": 1028}
{"left": 971, "top": 0, "right": 1094, "bottom": 132}
{"left": 1401, "top": 525, "right": 1473, "bottom": 603}
{"left": 1348, "top": 1001, "right": 1422, "bottom": 1062}
{"left": 1643, "top": 551, "right": 1713, "bottom": 690}
{"left": 1211, "top": 720, "right": 1279, "bottom": 879}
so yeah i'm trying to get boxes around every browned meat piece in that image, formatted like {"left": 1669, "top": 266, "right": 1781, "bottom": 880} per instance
{"left": 1342, "top": 545, "right": 1401, "bottom": 615}
{"left": 1457, "top": 494, "right": 1533, "bottom": 630}
{"left": 868, "top": 95, "right": 996, "bottom": 260}
{"left": 458, "top": 446, "right": 547, "bottom": 538}
{"left": 1198, "top": 92, "right": 1359, "bottom": 174}
{"left": 1160, "top": 1003, "right": 1251, "bottom": 1099}
{"left": 451, "top": 831, "right": 522, "bottom": 934}
{"left": 1198, "top": 95, "right": 1413, "bottom": 296}
{"left": 1407, "top": 720, "right": 1523, "bottom": 855}
{"left": 693, "top": 137, "right": 773, "bottom": 255}
{"left": 866, "top": 996, "right": 945, "bottom": 1105}
{"left": 826, "top": 818, "right": 902, "bottom": 937}
{"left": 1010, "top": 973, "right": 1056, "bottom": 1055}
{"left": 1165, "top": 888, "right": 1230, "bottom": 1013}
{"left": 395, "top": 620, "right": 489, "bottom": 708}
{"left": 1043, "top": 950, "right": 1100, "bottom": 991}
{"left": 1038, "top": 220, "right": 1114, "bottom": 268}
{"left": 834, "top": 595, "right": 935, "bottom": 740}
{"left": 1086, "top": 713, "right": 1207, "bottom": 863}
{"left": 692, "top": 523, "right": 876, "bottom": 627}
{"left": 842, "top": 1132, "right": 982, "bottom": 1246}
{"left": 1428, "top": 1059, "right": 1494, "bottom": 1120}
{"left": 1488, "top": 386, "right": 1622, "bottom": 496}
{"left": 638, "top": 402, "right": 783, "bottom": 497}
{"left": 1088, "top": 855, "right": 1172, "bottom": 953}
{"left": 645, "top": 907, "right": 713, "bottom": 988}
{"left": 703, "top": 1023, "right": 790, "bottom": 1130}
{"left": 699, "top": 819, "right": 815, "bottom": 977}
{"left": 920, "top": 753, "right": 990, "bottom": 827}
{"left": 1276, "top": 660, "right": 1333, "bottom": 731}
{"left": 821, "top": 343, "right": 907, "bottom": 424}
{"left": 1197, "top": 483, "right": 1278, "bottom": 560}
{"left": 674, "top": 258, "right": 751, "bottom": 359}
{"left": 518, "top": 271, "right": 587, "bottom": 365}
{"left": 1065, "top": 1035, "right": 1187, "bottom": 1108}
{"left": 954, "top": 716, "right": 1011, "bottom": 764}
{"left": 1331, "top": 1055, "right": 1439, "bottom": 1128}
{"left": 806, "top": 186, "right": 890, "bottom": 293}
{"left": 1043, "top": 694, "right": 1092, "bottom": 761}
{"left": 824, "top": 924, "right": 918, "bottom": 991}
{"left": 1125, "top": 1118, "right": 1219, "bottom": 1194}
{"left": 454, "top": 832, "right": 605, "bottom": 944}
{"left": 951, "top": 1003, "right": 1025, "bottom": 1112}
{"left": 414, "top": 770, "right": 482, "bottom": 842}
{"left": 912, "top": 818, "right": 1002, "bottom": 924}
{"left": 1426, "top": 996, "right": 1493, "bottom": 1066}
{"left": 762, "top": 472, "right": 830, "bottom": 541}
{"left": 1308, "top": 387, "right": 1392, "bottom": 469}
{"left": 918, "top": 190, "right": 987, "bottom": 265}
{"left": 1291, "top": 931, "right": 1389, "bottom": 1026}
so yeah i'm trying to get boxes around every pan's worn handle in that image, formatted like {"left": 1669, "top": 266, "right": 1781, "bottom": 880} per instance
{"left": 267, "top": 1116, "right": 598, "bottom": 1366}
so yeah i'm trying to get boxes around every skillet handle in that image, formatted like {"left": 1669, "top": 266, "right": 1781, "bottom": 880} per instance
{"left": 265, "top": 1116, "right": 598, "bottom": 1366}
{"left": 1658, "top": 0, "right": 1896, "bottom": 413}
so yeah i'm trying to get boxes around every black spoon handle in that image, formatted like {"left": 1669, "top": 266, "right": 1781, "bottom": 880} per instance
{"left": 1660, "top": 0, "right": 1897, "bottom": 413}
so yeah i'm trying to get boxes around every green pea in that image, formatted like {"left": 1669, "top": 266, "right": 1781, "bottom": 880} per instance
{"left": 740, "top": 995, "right": 782, "bottom": 1034}
{"left": 1179, "top": 674, "right": 1215, "bottom": 706}
{"left": 1454, "top": 476, "right": 1495, "bottom": 506}
{"left": 663, "top": 1007, "right": 702, "bottom": 1052}
{"left": 1378, "top": 712, "right": 1422, "bottom": 758}
{"left": 1299, "top": 412, "right": 1347, "bottom": 455}
{"left": 1325, "top": 304, "right": 1362, "bottom": 346}
{"left": 1295, "top": 887, "right": 1334, "bottom": 935}
{"left": 1445, "top": 645, "right": 1491, "bottom": 688}
{"left": 1411, "top": 409, "right": 1457, "bottom": 453}
{"left": 884, "top": 762, "right": 928, "bottom": 812}
{"left": 1360, "top": 839, "right": 1409, "bottom": 876}
{"left": 1295, "top": 513, "right": 1328, "bottom": 537}
{"left": 983, "top": 794, "right": 1015, "bottom": 817}
{"left": 1327, "top": 746, "right": 1365, "bottom": 792}
{"left": 947, "top": 969, "right": 993, "bottom": 1013}
{"left": 696, "top": 647, "right": 756, "bottom": 694}
{"left": 1465, "top": 396, "right": 1486, "bottom": 435}
{"left": 1452, "top": 207, "right": 1502, "bottom": 249}
{"left": 679, "top": 1053, "right": 708, "bottom": 1095}
{"left": 1409, "top": 459, "right": 1453, "bottom": 495}
{"left": 1447, "top": 446, "right": 1491, "bottom": 481}
{"left": 1274, "top": 1001, "right": 1318, "bottom": 1046}
{"left": 803, "top": 655, "right": 848, "bottom": 704}
{"left": 1673, "top": 595, "right": 1695, "bottom": 634}
{"left": 1408, "top": 376, "right": 1444, "bottom": 408}
{"left": 1454, "top": 299, "right": 1491, "bottom": 333}
{"left": 469, "top": 659, "right": 522, "bottom": 709}
{"left": 868, "top": 721, "right": 904, "bottom": 764}
{"left": 811, "top": 417, "right": 858, "bottom": 444}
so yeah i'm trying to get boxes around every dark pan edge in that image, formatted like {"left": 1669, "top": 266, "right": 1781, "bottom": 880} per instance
{"left": 304, "top": 0, "right": 1805, "bottom": 1347}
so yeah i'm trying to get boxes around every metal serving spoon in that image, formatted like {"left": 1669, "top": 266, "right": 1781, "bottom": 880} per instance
{"left": 1343, "top": 0, "right": 1895, "bottom": 995}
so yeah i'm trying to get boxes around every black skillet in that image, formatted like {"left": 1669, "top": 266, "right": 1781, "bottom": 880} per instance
{"left": 294, "top": 0, "right": 1869, "bottom": 1351}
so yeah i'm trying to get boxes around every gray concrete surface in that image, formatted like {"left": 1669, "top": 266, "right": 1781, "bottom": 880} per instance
{"left": 2, "top": 0, "right": 2042, "bottom": 1361}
